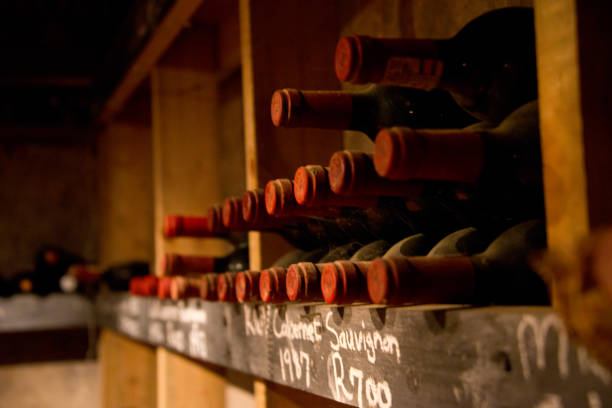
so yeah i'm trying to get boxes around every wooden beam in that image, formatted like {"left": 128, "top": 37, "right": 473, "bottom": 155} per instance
{"left": 98, "top": 0, "right": 204, "bottom": 124}
{"left": 99, "top": 329, "right": 157, "bottom": 408}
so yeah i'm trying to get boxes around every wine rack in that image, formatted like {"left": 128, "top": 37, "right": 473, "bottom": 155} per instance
{"left": 98, "top": 293, "right": 612, "bottom": 407}
{"left": 94, "top": 0, "right": 612, "bottom": 407}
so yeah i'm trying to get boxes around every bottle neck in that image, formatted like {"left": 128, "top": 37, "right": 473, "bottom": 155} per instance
{"left": 271, "top": 88, "right": 354, "bottom": 130}
{"left": 367, "top": 256, "right": 476, "bottom": 304}
{"left": 164, "top": 254, "right": 217, "bottom": 275}
{"left": 335, "top": 36, "right": 444, "bottom": 90}
{"left": 374, "top": 128, "right": 485, "bottom": 182}
{"left": 329, "top": 150, "right": 425, "bottom": 197}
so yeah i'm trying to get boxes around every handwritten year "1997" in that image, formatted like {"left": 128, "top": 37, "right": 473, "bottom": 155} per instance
{"left": 279, "top": 346, "right": 311, "bottom": 388}
{"left": 327, "top": 351, "right": 392, "bottom": 408}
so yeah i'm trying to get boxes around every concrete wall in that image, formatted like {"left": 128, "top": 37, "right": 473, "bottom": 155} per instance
{"left": 0, "top": 139, "right": 98, "bottom": 278}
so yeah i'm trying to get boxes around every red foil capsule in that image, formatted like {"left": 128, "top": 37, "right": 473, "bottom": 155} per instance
{"left": 259, "top": 267, "right": 288, "bottom": 303}
{"left": 200, "top": 273, "right": 218, "bottom": 301}
{"left": 329, "top": 150, "right": 424, "bottom": 198}
{"left": 157, "top": 277, "right": 173, "bottom": 299}
{"left": 163, "top": 215, "right": 213, "bottom": 238}
{"left": 235, "top": 271, "right": 261, "bottom": 303}
{"left": 162, "top": 254, "right": 216, "bottom": 276}
{"left": 265, "top": 178, "right": 341, "bottom": 218}
{"left": 207, "top": 205, "right": 229, "bottom": 233}
{"left": 170, "top": 276, "right": 202, "bottom": 300}
{"left": 320, "top": 261, "right": 371, "bottom": 304}
{"left": 217, "top": 272, "right": 238, "bottom": 302}
{"left": 293, "top": 165, "right": 377, "bottom": 207}
{"left": 285, "top": 262, "right": 324, "bottom": 302}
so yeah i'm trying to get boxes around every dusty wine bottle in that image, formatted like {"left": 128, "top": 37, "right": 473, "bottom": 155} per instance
{"left": 374, "top": 100, "right": 541, "bottom": 185}
{"left": 162, "top": 245, "right": 248, "bottom": 276}
{"left": 367, "top": 220, "right": 548, "bottom": 305}
{"left": 322, "top": 227, "right": 488, "bottom": 304}
{"left": 164, "top": 215, "right": 214, "bottom": 238}
{"left": 335, "top": 7, "right": 537, "bottom": 123}
{"left": 328, "top": 150, "right": 424, "bottom": 197}
{"left": 236, "top": 248, "right": 325, "bottom": 302}
{"left": 286, "top": 240, "right": 385, "bottom": 302}
{"left": 271, "top": 85, "right": 474, "bottom": 139}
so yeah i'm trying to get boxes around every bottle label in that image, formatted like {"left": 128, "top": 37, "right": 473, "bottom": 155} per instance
{"left": 382, "top": 57, "right": 443, "bottom": 90}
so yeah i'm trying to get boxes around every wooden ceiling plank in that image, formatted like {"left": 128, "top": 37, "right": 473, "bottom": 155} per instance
{"left": 98, "top": 0, "right": 204, "bottom": 124}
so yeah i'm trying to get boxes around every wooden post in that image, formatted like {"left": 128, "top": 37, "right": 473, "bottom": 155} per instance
{"left": 534, "top": 0, "right": 612, "bottom": 253}
{"left": 151, "top": 18, "right": 245, "bottom": 408}
{"left": 99, "top": 329, "right": 157, "bottom": 408}
{"left": 239, "top": 0, "right": 344, "bottom": 270}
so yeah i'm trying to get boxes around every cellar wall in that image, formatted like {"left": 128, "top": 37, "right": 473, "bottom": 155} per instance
{"left": 0, "top": 138, "right": 98, "bottom": 279}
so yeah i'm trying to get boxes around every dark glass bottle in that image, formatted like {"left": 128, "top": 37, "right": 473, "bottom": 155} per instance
{"left": 164, "top": 215, "right": 215, "bottom": 238}
{"left": 162, "top": 243, "right": 248, "bottom": 276}
{"left": 368, "top": 220, "right": 548, "bottom": 305}
{"left": 271, "top": 85, "right": 475, "bottom": 140}
{"left": 335, "top": 7, "right": 537, "bottom": 123}
{"left": 236, "top": 247, "right": 326, "bottom": 303}
{"left": 33, "top": 246, "right": 83, "bottom": 295}
{"left": 260, "top": 242, "right": 363, "bottom": 303}
{"left": 375, "top": 101, "right": 544, "bottom": 229}
{"left": 102, "top": 261, "right": 149, "bottom": 292}
{"left": 286, "top": 240, "right": 387, "bottom": 302}
{"left": 322, "top": 227, "right": 488, "bottom": 304}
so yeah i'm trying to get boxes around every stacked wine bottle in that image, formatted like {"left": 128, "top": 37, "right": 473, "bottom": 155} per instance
{"left": 131, "top": 6, "right": 549, "bottom": 306}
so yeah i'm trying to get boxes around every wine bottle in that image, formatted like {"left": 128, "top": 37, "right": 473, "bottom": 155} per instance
{"left": 265, "top": 178, "right": 342, "bottom": 218}
{"left": 217, "top": 272, "right": 238, "bottom": 302}
{"left": 33, "top": 246, "right": 83, "bottom": 295}
{"left": 260, "top": 242, "right": 363, "bottom": 303}
{"left": 170, "top": 276, "right": 202, "bottom": 300}
{"left": 102, "top": 261, "right": 150, "bottom": 292}
{"left": 162, "top": 245, "right": 248, "bottom": 276}
{"left": 157, "top": 277, "right": 173, "bottom": 299}
{"left": 242, "top": 188, "right": 347, "bottom": 250}
{"left": 207, "top": 205, "right": 229, "bottom": 234}
{"left": 286, "top": 240, "right": 386, "bottom": 302}
{"left": 322, "top": 227, "right": 488, "bottom": 304}
{"left": 164, "top": 215, "right": 214, "bottom": 238}
{"left": 368, "top": 220, "right": 548, "bottom": 305}
{"left": 2, "top": 271, "right": 35, "bottom": 296}
{"left": 59, "top": 264, "right": 100, "bottom": 296}
{"left": 129, "top": 275, "right": 158, "bottom": 296}
{"left": 265, "top": 179, "right": 376, "bottom": 245}
{"left": 328, "top": 150, "right": 424, "bottom": 197}
{"left": 335, "top": 7, "right": 537, "bottom": 122}
{"left": 271, "top": 85, "right": 474, "bottom": 139}
{"left": 235, "top": 248, "right": 326, "bottom": 302}
{"left": 294, "top": 165, "right": 429, "bottom": 241}
{"left": 374, "top": 100, "right": 541, "bottom": 185}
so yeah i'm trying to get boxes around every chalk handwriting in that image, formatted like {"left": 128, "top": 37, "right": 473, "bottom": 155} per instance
{"left": 327, "top": 351, "right": 392, "bottom": 408}
{"left": 179, "top": 307, "right": 207, "bottom": 324}
{"left": 188, "top": 323, "right": 207, "bottom": 360}
{"left": 273, "top": 309, "right": 322, "bottom": 344}
{"left": 118, "top": 315, "right": 140, "bottom": 338}
{"left": 244, "top": 304, "right": 271, "bottom": 337}
{"left": 577, "top": 347, "right": 611, "bottom": 385}
{"left": 278, "top": 346, "right": 311, "bottom": 388}
{"left": 533, "top": 394, "right": 563, "bottom": 408}
{"left": 587, "top": 391, "right": 602, "bottom": 408}
{"left": 166, "top": 321, "right": 186, "bottom": 352}
{"left": 326, "top": 312, "right": 401, "bottom": 364}
{"left": 517, "top": 314, "right": 569, "bottom": 380}
{"left": 118, "top": 296, "right": 140, "bottom": 316}
{"left": 148, "top": 321, "right": 164, "bottom": 344}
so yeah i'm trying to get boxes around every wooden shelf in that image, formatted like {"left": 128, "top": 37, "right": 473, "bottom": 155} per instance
{"left": 0, "top": 294, "right": 94, "bottom": 332}
{"left": 97, "top": 294, "right": 612, "bottom": 407}
{"left": 94, "top": 0, "right": 612, "bottom": 406}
